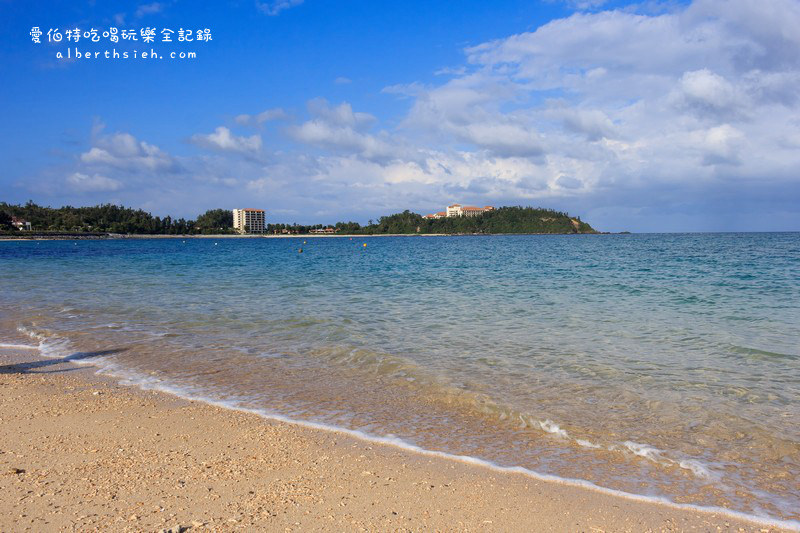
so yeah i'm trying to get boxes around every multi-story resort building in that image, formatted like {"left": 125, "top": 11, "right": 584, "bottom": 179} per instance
{"left": 232, "top": 208, "right": 266, "bottom": 234}
{"left": 424, "top": 204, "right": 494, "bottom": 219}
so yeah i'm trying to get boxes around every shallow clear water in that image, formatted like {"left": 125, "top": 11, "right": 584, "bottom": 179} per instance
{"left": 1, "top": 234, "right": 798, "bottom": 521}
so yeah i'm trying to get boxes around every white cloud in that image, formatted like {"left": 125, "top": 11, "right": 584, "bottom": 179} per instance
{"left": 80, "top": 132, "right": 177, "bottom": 172}
{"left": 399, "top": 77, "right": 545, "bottom": 157}
{"left": 257, "top": 108, "right": 288, "bottom": 122}
{"left": 234, "top": 108, "right": 288, "bottom": 126}
{"left": 461, "top": 122, "right": 544, "bottom": 157}
{"left": 67, "top": 172, "right": 123, "bottom": 192}
{"left": 288, "top": 99, "right": 408, "bottom": 161}
{"left": 257, "top": 0, "right": 304, "bottom": 16}
{"left": 696, "top": 124, "right": 746, "bottom": 166}
{"left": 382, "top": 82, "right": 427, "bottom": 98}
{"left": 307, "top": 98, "right": 375, "bottom": 127}
{"left": 671, "top": 69, "right": 746, "bottom": 118}
{"left": 135, "top": 2, "right": 163, "bottom": 18}
{"left": 190, "top": 126, "right": 262, "bottom": 154}
{"left": 546, "top": 104, "right": 616, "bottom": 141}
{"left": 559, "top": 0, "right": 609, "bottom": 10}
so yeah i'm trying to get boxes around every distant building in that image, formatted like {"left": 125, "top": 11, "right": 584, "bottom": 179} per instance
{"left": 309, "top": 227, "right": 337, "bottom": 234}
{"left": 461, "top": 206, "right": 494, "bottom": 217}
{"left": 11, "top": 217, "right": 31, "bottom": 231}
{"left": 446, "top": 204, "right": 463, "bottom": 217}
{"left": 232, "top": 208, "right": 265, "bottom": 234}
{"left": 424, "top": 205, "right": 494, "bottom": 219}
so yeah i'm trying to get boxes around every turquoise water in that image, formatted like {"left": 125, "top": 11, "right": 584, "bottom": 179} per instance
{"left": 1, "top": 234, "right": 799, "bottom": 522}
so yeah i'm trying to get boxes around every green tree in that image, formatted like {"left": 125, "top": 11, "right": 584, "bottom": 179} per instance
{"left": 0, "top": 211, "right": 14, "bottom": 231}
{"left": 196, "top": 209, "right": 234, "bottom": 234}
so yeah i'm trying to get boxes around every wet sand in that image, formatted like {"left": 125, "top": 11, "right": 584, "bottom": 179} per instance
{"left": 0, "top": 353, "right": 789, "bottom": 532}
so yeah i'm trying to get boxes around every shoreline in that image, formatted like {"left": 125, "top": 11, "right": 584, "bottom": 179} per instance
{"left": 0, "top": 232, "right": 607, "bottom": 241}
{"left": 0, "top": 349, "right": 792, "bottom": 531}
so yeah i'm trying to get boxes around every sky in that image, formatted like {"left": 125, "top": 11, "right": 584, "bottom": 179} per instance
{"left": 1, "top": 0, "right": 799, "bottom": 232}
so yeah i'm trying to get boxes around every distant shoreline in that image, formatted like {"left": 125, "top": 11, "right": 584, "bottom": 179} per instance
{"left": 0, "top": 232, "right": 611, "bottom": 241}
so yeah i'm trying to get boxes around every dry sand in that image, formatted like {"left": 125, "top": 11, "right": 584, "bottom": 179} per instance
{"left": 0, "top": 353, "right": 790, "bottom": 532}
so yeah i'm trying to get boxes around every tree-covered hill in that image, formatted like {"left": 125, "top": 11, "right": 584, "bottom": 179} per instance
{"left": 356, "top": 207, "right": 596, "bottom": 234}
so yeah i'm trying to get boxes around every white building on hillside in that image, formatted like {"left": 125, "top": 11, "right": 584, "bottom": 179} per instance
{"left": 442, "top": 204, "right": 495, "bottom": 218}
{"left": 232, "top": 208, "right": 265, "bottom": 234}
{"left": 446, "top": 204, "right": 463, "bottom": 217}
{"left": 423, "top": 204, "right": 494, "bottom": 220}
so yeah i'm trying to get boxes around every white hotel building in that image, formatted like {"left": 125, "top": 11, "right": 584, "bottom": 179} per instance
{"left": 232, "top": 208, "right": 266, "bottom": 234}
{"left": 424, "top": 204, "right": 495, "bottom": 219}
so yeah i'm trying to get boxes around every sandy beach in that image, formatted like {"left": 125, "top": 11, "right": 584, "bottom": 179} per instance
{"left": 0, "top": 351, "right": 788, "bottom": 532}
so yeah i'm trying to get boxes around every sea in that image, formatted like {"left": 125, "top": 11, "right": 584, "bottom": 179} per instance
{"left": 1, "top": 233, "right": 798, "bottom": 526}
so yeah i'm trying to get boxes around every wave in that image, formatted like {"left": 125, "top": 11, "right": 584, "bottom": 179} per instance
{"left": 69, "top": 357, "right": 800, "bottom": 530}
{"left": 300, "top": 344, "right": 719, "bottom": 479}
{"left": 618, "top": 441, "right": 714, "bottom": 479}
{"left": 17, "top": 326, "right": 74, "bottom": 360}
{"left": 7, "top": 325, "right": 798, "bottom": 529}
{"left": 728, "top": 344, "right": 798, "bottom": 361}
{"left": 15, "top": 326, "right": 720, "bottom": 481}
{"left": 0, "top": 343, "right": 40, "bottom": 350}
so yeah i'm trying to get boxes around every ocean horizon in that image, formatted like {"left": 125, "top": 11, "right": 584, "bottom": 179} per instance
{"left": 2, "top": 232, "right": 798, "bottom": 523}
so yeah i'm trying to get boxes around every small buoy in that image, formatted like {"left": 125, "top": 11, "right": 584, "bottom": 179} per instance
{"left": 303, "top": 240, "right": 306, "bottom": 244}
{"left": 214, "top": 242, "right": 218, "bottom": 246}
{"left": 298, "top": 248, "right": 303, "bottom": 253}
{"left": 363, "top": 243, "right": 367, "bottom": 247}
{"left": 182, "top": 240, "right": 186, "bottom": 244}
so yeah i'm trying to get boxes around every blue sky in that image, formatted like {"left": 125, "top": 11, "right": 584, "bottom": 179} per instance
{"left": 2, "top": 0, "right": 799, "bottom": 231}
